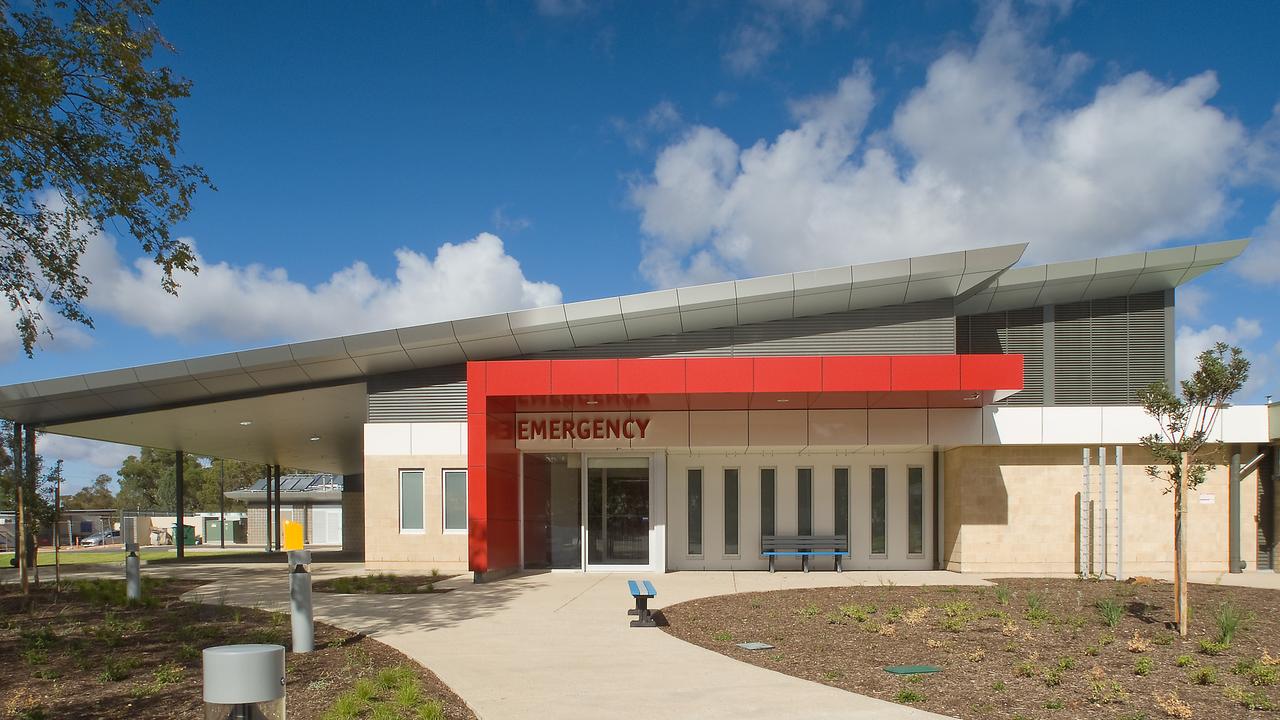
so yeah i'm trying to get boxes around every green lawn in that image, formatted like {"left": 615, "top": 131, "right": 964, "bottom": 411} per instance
{"left": 1, "top": 548, "right": 248, "bottom": 567}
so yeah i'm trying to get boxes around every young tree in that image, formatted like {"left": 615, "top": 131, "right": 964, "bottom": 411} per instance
{"left": 1139, "top": 342, "right": 1249, "bottom": 637}
{"left": 1, "top": 0, "right": 211, "bottom": 355}
{"left": 63, "top": 473, "right": 116, "bottom": 509}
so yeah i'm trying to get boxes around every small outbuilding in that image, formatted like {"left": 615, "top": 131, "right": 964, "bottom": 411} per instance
{"left": 224, "top": 473, "right": 345, "bottom": 547}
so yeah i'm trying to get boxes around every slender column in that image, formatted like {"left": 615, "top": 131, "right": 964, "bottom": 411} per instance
{"left": 273, "top": 464, "right": 282, "bottom": 551}
{"left": 1230, "top": 446, "right": 1242, "bottom": 574}
{"left": 1116, "top": 446, "right": 1124, "bottom": 581}
{"left": 23, "top": 426, "right": 37, "bottom": 585}
{"left": 13, "top": 422, "right": 27, "bottom": 594}
{"left": 1099, "top": 446, "right": 1108, "bottom": 578}
{"left": 264, "top": 464, "right": 273, "bottom": 552}
{"left": 219, "top": 459, "right": 226, "bottom": 549}
{"left": 175, "top": 450, "right": 185, "bottom": 559}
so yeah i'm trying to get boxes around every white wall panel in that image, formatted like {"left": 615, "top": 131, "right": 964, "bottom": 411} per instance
{"left": 364, "top": 423, "right": 412, "bottom": 456}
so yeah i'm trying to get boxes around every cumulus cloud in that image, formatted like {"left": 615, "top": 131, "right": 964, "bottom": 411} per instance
{"left": 38, "top": 434, "right": 137, "bottom": 479}
{"left": 1175, "top": 285, "right": 1210, "bottom": 324}
{"left": 80, "top": 230, "right": 562, "bottom": 343}
{"left": 636, "top": 3, "right": 1249, "bottom": 286}
{"left": 609, "top": 100, "right": 684, "bottom": 153}
{"left": 1175, "top": 317, "right": 1275, "bottom": 402}
{"left": 1236, "top": 202, "right": 1280, "bottom": 284}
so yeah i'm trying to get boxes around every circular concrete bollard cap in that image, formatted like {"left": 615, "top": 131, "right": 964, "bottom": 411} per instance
{"left": 203, "top": 644, "right": 285, "bottom": 704}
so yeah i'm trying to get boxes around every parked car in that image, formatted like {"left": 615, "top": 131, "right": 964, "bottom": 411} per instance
{"left": 80, "top": 529, "right": 121, "bottom": 547}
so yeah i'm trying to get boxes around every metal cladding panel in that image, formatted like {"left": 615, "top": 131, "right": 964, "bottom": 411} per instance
{"left": 528, "top": 299, "right": 955, "bottom": 360}
{"left": 956, "top": 307, "right": 1044, "bottom": 405}
{"left": 367, "top": 364, "right": 468, "bottom": 422}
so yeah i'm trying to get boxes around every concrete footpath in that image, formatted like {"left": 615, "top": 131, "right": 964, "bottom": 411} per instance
{"left": 181, "top": 567, "right": 975, "bottom": 720}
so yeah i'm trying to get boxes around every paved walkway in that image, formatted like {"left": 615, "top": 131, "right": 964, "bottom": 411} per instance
{"left": 180, "top": 567, "right": 983, "bottom": 720}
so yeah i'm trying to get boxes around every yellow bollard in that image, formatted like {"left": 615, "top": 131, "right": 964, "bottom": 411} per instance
{"left": 282, "top": 520, "right": 304, "bottom": 551}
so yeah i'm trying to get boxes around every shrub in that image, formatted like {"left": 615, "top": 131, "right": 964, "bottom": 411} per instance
{"left": 1198, "top": 639, "right": 1230, "bottom": 656}
{"left": 712, "top": 631, "right": 732, "bottom": 642}
{"left": 1232, "top": 658, "right": 1279, "bottom": 687}
{"left": 1099, "top": 632, "right": 1116, "bottom": 646}
{"left": 1085, "top": 645, "right": 1100, "bottom": 657}
{"left": 1015, "top": 661, "right": 1039, "bottom": 678}
{"left": 1188, "top": 666, "right": 1217, "bottom": 685}
{"left": 1224, "top": 685, "right": 1277, "bottom": 710}
{"left": 1096, "top": 598, "right": 1124, "bottom": 628}
{"left": 941, "top": 600, "right": 972, "bottom": 618}
{"left": 941, "top": 616, "right": 972, "bottom": 633}
{"left": 97, "top": 658, "right": 133, "bottom": 683}
{"left": 1127, "top": 631, "right": 1152, "bottom": 653}
{"left": 994, "top": 586, "right": 1011, "bottom": 605}
{"left": 1134, "top": 657, "right": 1153, "bottom": 676}
{"left": 1175, "top": 655, "right": 1196, "bottom": 668}
{"left": 1153, "top": 633, "right": 1174, "bottom": 646}
{"left": 1088, "top": 679, "right": 1129, "bottom": 704}
{"left": 1057, "top": 656, "right": 1076, "bottom": 671}
{"left": 1043, "top": 669, "right": 1062, "bottom": 687}
{"left": 1044, "top": 699, "right": 1065, "bottom": 710}
{"left": 21, "top": 648, "right": 47, "bottom": 666}
{"left": 992, "top": 680, "right": 1006, "bottom": 692}
{"left": 797, "top": 603, "right": 820, "bottom": 618}
{"left": 153, "top": 663, "right": 183, "bottom": 685}
{"left": 1213, "top": 602, "right": 1251, "bottom": 645}
{"left": 895, "top": 689, "right": 925, "bottom": 704}
{"left": 839, "top": 603, "right": 877, "bottom": 623}
{"left": 1154, "top": 691, "right": 1192, "bottom": 719}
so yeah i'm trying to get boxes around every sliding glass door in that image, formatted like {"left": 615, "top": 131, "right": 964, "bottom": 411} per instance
{"left": 585, "top": 457, "right": 650, "bottom": 568}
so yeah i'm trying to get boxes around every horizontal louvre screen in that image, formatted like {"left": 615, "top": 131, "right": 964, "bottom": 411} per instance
{"left": 367, "top": 365, "right": 467, "bottom": 422}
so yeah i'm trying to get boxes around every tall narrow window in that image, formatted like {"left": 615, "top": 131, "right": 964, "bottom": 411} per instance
{"left": 797, "top": 467, "right": 813, "bottom": 535}
{"left": 443, "top": 469, "right": 468, "bottom": 533}
{"left": 908, "top": 466, "right": 924, "bottom": 556}
{"left": 834, "top": 467, "right": 850, "bottom": 539}
{"left": 688, "top": 469, "right": 703, "bottom": 555}
{"left": 760, "top": 468, "right": 776, "bottom": 538}
{"left": 870, "top": 467, "right": 887, "bottom": 555}
{"left": 724, "top": 469, "right": 739, "bottom": 555}
{"left": 399, "top": 470, "right": 424, "bottom": 533}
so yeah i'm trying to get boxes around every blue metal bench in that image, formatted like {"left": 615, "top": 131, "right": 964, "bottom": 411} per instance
{"left": 627, "top": 579, "right": 657, "bottom": 627}
{"left": 761, "top": 534, "right": 849, "bottom": 573}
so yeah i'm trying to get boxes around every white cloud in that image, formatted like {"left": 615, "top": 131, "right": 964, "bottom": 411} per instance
{"left": 38, "top": 434, "right": 136, "bottom": 476}
{"left": 80, "top": 230, "right": 562, "bottom": 343}
{"left": 534, "top": 0, "right": 589, "bottom": 17}
{"left": 491, "top": 205, "right": 533, "bottom": 233}
{"left": 610, "top": 100, "right": 683, "bottom": 153}
{"left": 1175, "top": 285, "right": 1210, "bottom": 323}
{"left": 724, "top": 0, "right": 857, "bottom": 75}
{"left": 637, "top": 3, "right": 1249, "bottom": 286}
{"left": 0, "top": 301, "right": 93, "bottom": 361}
{"left": 1236, "top": 201, "right": 1280, "bottom": 284}
{"left": 1175, "top": 317, "right": 1273, "bottom": 402}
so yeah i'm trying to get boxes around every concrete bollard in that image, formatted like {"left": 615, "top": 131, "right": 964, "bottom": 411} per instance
{"left": 202, "top": 644, "right": 285, "bottom": 719}
{"left": 288, "top": 550, "right": 313, "bottom": 653}
{"left": 124, "top": 542, "right": 141, "bottom": 602}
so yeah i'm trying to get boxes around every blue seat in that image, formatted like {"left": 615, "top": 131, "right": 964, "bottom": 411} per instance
{"left": 627, "top": 579, "right": 657, "bottom": 627}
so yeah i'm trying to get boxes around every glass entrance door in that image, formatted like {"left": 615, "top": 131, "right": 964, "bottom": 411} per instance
{"left": 586, "top": 458, "right": 650, "bottom": 567}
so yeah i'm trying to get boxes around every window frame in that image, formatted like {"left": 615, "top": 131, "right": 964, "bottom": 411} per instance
{"left": 442, "top": 468, "right": 468, "bottom": 534}
{"left": 399, "top": 469, "right": 426, "bottom": 534}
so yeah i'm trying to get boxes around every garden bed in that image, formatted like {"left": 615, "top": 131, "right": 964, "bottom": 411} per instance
{"left": 661, "top": 578, "right": 1280, "bottom": 719}
{"left": 0, "top": 577, "right": 475, "bottom": 719}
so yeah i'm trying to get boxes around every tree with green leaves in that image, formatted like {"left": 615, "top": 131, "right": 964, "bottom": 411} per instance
{"left": 1, "top": 0, "right": 211, "bottom": 355}
{"left": 63, "top": 472, "right": 115, "bottom": 509}
{"left": 1139, "top": 342, "right": 1249, "bottom": 637}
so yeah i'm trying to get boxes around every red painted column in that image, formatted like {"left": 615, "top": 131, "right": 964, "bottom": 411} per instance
{"left": 466, "top": 362, "right": 490, "bottom": 574}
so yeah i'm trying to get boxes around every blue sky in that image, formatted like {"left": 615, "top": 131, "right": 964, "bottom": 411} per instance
{"left": 9, "top": 0, "right": 1280, "bottom": 490}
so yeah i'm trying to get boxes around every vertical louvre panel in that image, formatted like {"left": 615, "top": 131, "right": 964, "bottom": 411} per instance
{"left": 1089, "top": 298, "right": 1129, "bottom": 404}
{"left": 1054, "top": 300, "right": 1093, "bottom": 405}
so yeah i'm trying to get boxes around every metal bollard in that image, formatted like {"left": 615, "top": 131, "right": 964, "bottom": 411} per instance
{"left": 288, "top": 550, "right": 313, "bottom": 653}
{"left": 125, "top": 542, "right": 141, "bottom": 602}
{"left": 203, "top": 644, "right": 285, "bottom": 719}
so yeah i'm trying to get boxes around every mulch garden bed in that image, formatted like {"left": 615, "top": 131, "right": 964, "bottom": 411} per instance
{"left": 0, "top": 577, "right": 475, "bottom": 719}
{"left": 313, "top": 573, "right": 457, "bottom": 595}
{"left": 662, "top": 577, "right": 1280, "bottom": 719}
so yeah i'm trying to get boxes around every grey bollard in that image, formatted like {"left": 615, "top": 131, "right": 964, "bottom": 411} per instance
{"left": 125, "top": 542, "right": 141, "bottom": 602}
{"left": 203, "top": 644, "right": 285, "bottom": 720}
{"left": 288, "top": 550, "right": 314, "bottom": 653}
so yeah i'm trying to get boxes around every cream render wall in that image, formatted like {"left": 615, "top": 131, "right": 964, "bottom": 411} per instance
{"left": 363, "top": 423, "right": 469, "bottom": 573}
{"left": 943, "top": 445, "right": 1260, "bottom": 575}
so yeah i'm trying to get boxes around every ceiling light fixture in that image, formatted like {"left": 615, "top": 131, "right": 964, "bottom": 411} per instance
{"left": 776, "top": 398, "right": 790, "bottom": 403}
{"left": 239, "top": 421, "right": 253, "bottom": 426}
{"left": 585, "top": 400, "right": 599, "bottom": 406}
{"left": 963, "top": 392, "right": 981, "bottom": 401}
{"left": 309, "top": 435, "right": 321, "bottom": 442}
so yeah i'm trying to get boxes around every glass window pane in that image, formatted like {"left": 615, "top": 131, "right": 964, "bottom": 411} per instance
{"left": 443, "top": 470, "right": 467, "bottom": 531}
{"left": 871, "top": 467, "right": 886, "bottom": 555}
{"left": 797, "top": 468, "right": 813, "bottom": 535}
{"left": 908, "top": 466, "right": 924, "bottom": 555}
{"left": 523, "top": 453, "right": 582, "bottom": 570}
{"left": 688, "top": 469, "right": 703, "bottom": 555}
{"left": 399, "top": 471, "right": 424, "bottom": 531}
{"left": 760, "top": 468, "right": 775, "bottom": 537}
{"left": 834, "top": 468, "right": 850, "bottom": 539}
{"left": 724, "top": 469, "right": 739, "bottom": 555}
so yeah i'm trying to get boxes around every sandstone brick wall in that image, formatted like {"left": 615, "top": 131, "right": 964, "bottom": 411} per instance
{"left": 943, "top": 444, "right": 1262, "bottom": 575}
{"left": 364, "top": 454, "right": 470, "bottom": 573}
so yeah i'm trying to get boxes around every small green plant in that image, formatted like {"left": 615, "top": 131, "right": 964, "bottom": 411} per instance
{"left": 992, "top": 680, "right": 1006, "bottom": 692}
{"left": 838, "top": 603, "right": 877, "bottom": 623}
{"left": 1224, "top": 685, "right": 1277, "bottom": 710}
{"left": 1043, "top": 669, "right": 1062, "bottom": 687}
{"left": 712, "top": 631, "right": 733, "bottom": 642}
{"left": 352, "top": 679, "right": 379, "bottom": 703}
{"left": 1212, "top": 602, "right": 1250, "bottom": 645}
{"left": 1044, "top": 699, "right": 1065, "bottom": 710}
{"left": 821, "top": 670, "right": 842, "bottom": 681}
{"left": 941, "top": 616, "right": 972, "bottom": 633}
{"left": 1199, "top": 639, "right": 1230, "bottom": 656}
{"left": 941, "top": 600, "right": 973, "bottom": 617}
{"left": 33, "top": 668, "right": 60, "bottom": 681}
{"left": 178, "top": 643, "right": 201, "bottom": 662}
{"left": 1099, "top": 631, "right": 1115, "bottom": 646}
{"left": 1232, "top": 658, "right": 1279, "bottom": 686}
{"left": 994, "top": 586, "right": 1011, "bottom": 605}
{"left": 1085, "top": 645, "right": 1100, "bottom": 657}
{"left": 21, "top": 648, "right": 47, "bottom": 666}
{"left": 153, "top": 662, "right": 184, "bottom": 685}
{"left": 1057, "top": 656, "right": 1076, "bottom": 671}
{"left": 1175, "top": 654, "right": 1196, "bottom": 668}
{"left": 1189, "top": 666, "right": 1217, "bottom": 685}
{"left": 97, "top": 658, "right": 133, "bottom": 683}
{"left": 1152, "top": 633, "right": 1174, "bottom": 646}
{"left": 1015, "top": 661, "right": 1039, "bottom": 678}
{"left": 895, "top": 689, "right": 925, "bottom": 704}
{"left": 1088, "top": 679, "right": 1128, "bottom": 704}
{"left": 797, "top": 603, "right": 820, "bottom": 618}
{"left": 1134, "top": 657, "right": 1153, "bottom": 676}
{"left": 1096, "top": 598, "right": 1124, "bottom": 627}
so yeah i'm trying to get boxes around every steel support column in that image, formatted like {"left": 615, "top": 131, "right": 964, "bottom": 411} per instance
{"left": 175, "top": 450, "right": 185, "bottom": 559}
{"left": 1230, "top": 446, "right": 1242, "bottom": 573}
{"left": 273, "top": 464, "right": 282, "bottom": 552}
{"left": 264, "top": 464, "right": 273, "bottom": 552}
